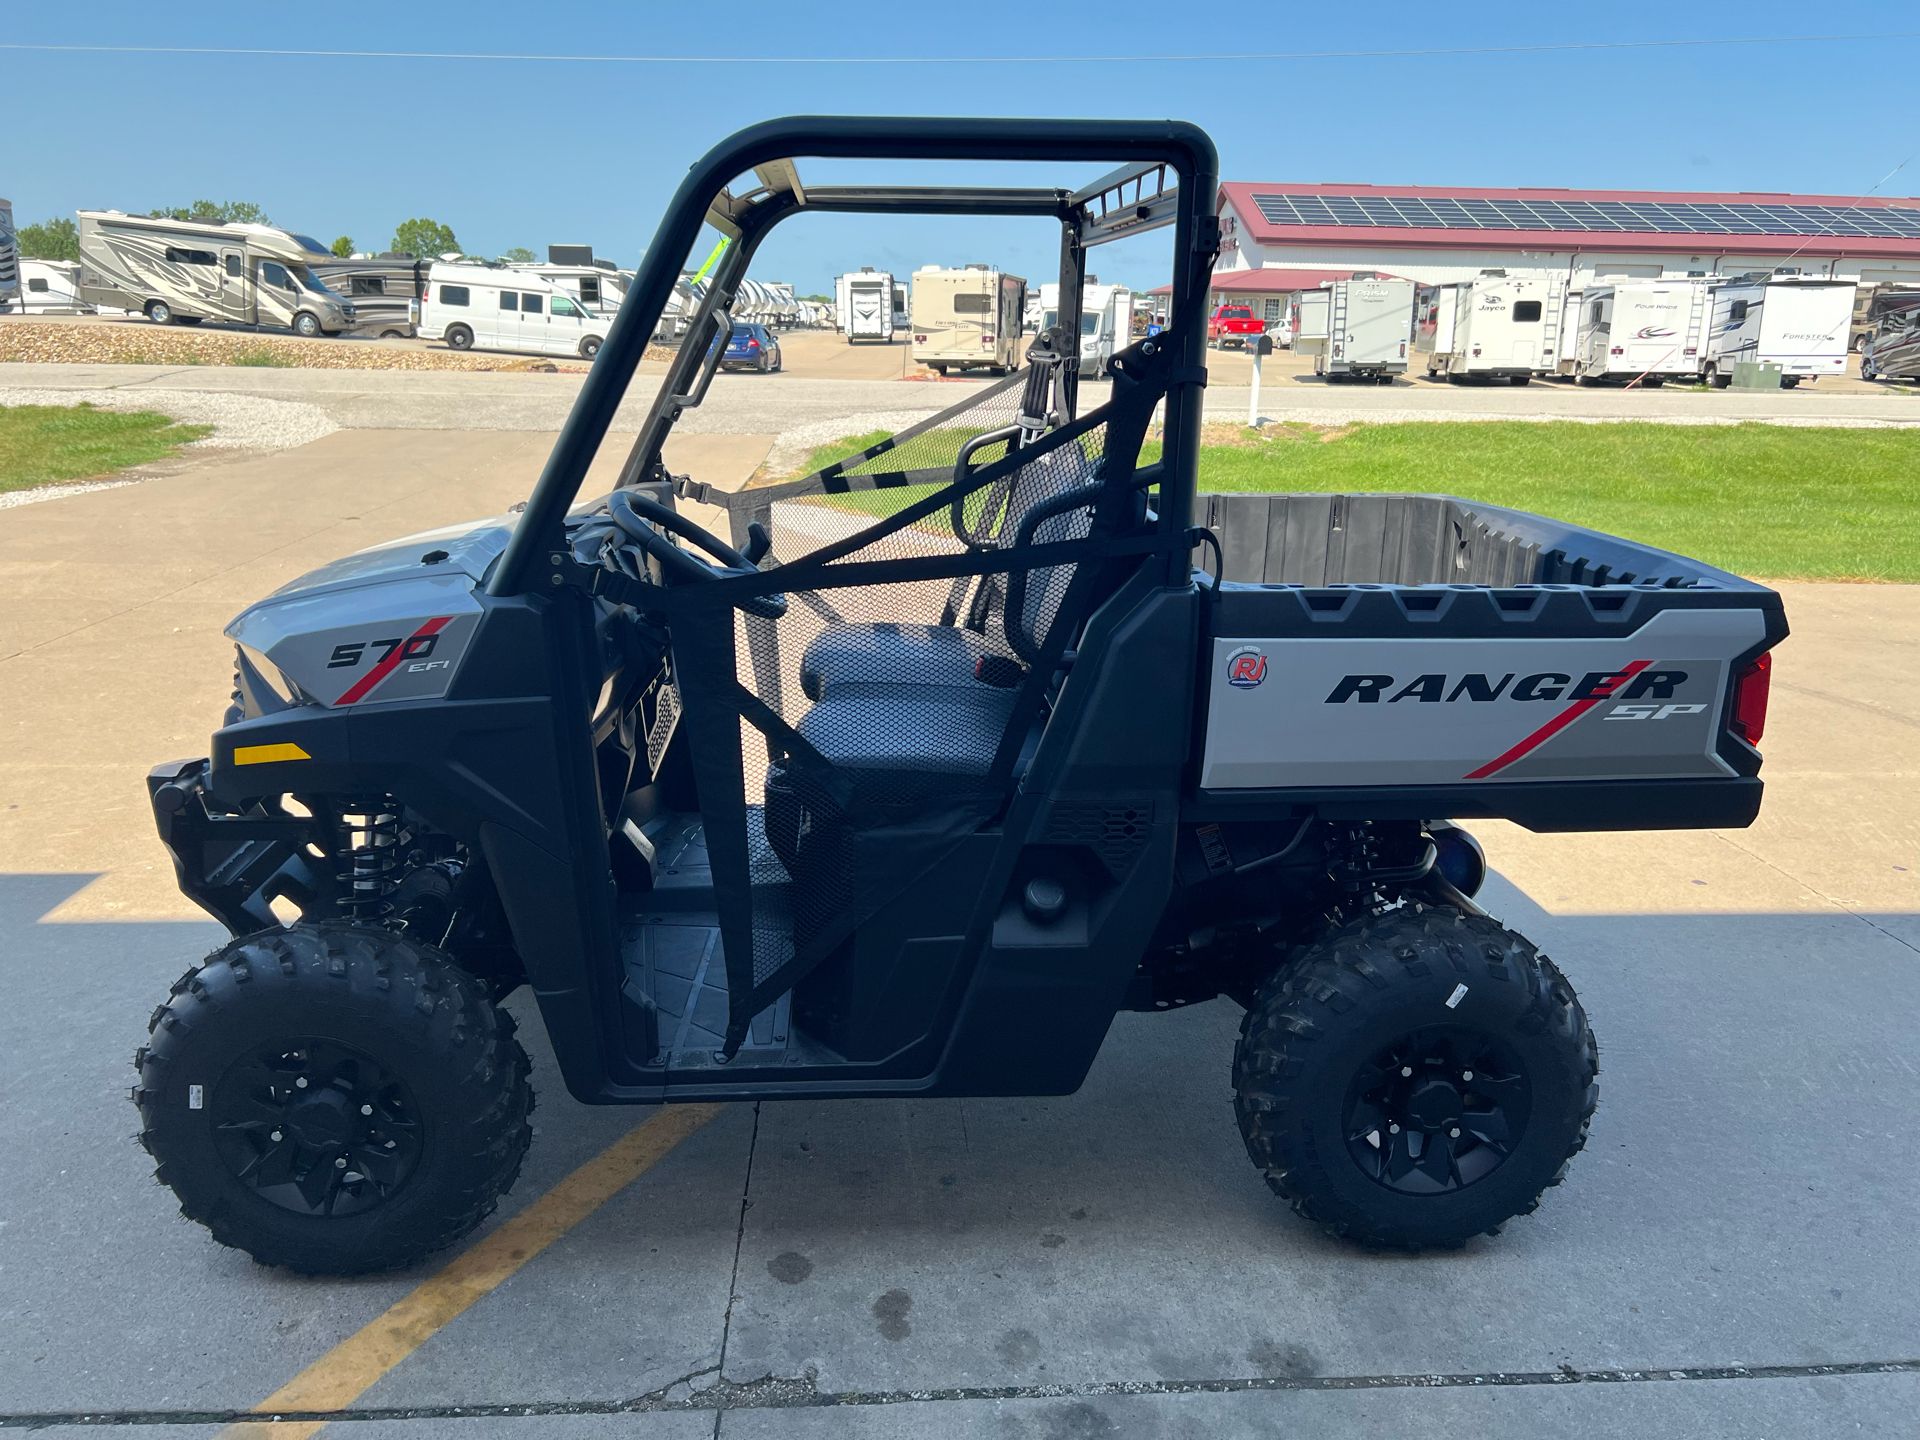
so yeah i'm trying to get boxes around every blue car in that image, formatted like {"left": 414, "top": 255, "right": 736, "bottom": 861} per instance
{"left": 718, "top": 321, "right": 783, "bottom": 373}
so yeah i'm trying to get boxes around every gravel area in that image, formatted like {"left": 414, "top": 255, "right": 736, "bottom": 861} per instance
{"left": 0, "top": 318, "right": 604, "bottom": 373}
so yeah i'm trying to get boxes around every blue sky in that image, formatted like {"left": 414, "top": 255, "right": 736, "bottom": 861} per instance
{"left": 8, "top": 1, "right": 1913, "bottom": 294}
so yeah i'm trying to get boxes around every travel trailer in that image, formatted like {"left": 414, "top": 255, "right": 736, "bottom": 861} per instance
{"left": 10, "top": 258, "right": 95, "bottom": 315}
{"left": 1414, "top": 271, "right": 1564, "bottom": 384}
{"left": 835, "top": 268, "right": 896, "bottom": 342}
{"left": 419, "top": 262, "right": 608, "bottom": 360}
{"left": 1859, "top": 289, "right": 1920, "bottom": 382}
{"left": 511, "top": 247, "right": 632, "bottom": 316}
{"left": 309, "top": 254, "right": 424, "bottom": 338}
{"left": 1702, "top": 275, "right": 1855, "bottom": 388}
{"left": 1562, "top": 279, "right": 1711, "bottom": 385}
{"left": 910, "top": 263, "right": 1026, "bottom": 374}
{"left": 77, "top": 211, "right": 356, "bottom": 335}
{"left": 1291, "top": 275, "right": 1416, "bottom": 382}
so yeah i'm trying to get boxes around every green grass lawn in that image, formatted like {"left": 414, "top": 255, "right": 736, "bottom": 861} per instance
{"left": 788, "top": 420, "right": 1920, "bottom": 582}
{"left": 0, "top": 403, "right": 213, "bottom": 494}
{"left": 1155, "top": 421, "right": 1918, "bottom": 582}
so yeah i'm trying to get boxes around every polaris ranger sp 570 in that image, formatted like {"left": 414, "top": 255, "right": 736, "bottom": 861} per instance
{"left": 135, "top": 117, "right": 1786, "bottom": 1274}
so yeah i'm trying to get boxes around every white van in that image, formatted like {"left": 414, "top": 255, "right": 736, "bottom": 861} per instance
{"left": 420, "top": 263, "right": 607, "bottom": 360}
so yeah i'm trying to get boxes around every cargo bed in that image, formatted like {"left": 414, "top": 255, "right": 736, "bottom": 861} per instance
{"left": 1195, "top": 492, "right": 1787, "bottom": 831}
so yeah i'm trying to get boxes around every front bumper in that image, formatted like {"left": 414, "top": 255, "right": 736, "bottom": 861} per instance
{"left": 150, "top": 758, "right": 330, "bottom": 934}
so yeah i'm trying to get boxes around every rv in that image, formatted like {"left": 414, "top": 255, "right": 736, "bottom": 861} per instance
{"left": 1702, "top": 275, "right": 1856, "bottom": 388}
{"left": 1034, "top": 281, "right": 1131, "bottom": 370}
{"left": 510, "top": 246, "right": 632, "bottom": 317}
{"left": 309, "top": 254, "right": 424, "bottom": 338}
{"left": 1414, "top": 271, "right": 1564, "bottom": 384}
{"left": 910, "top": 263, "right": 1026, "bottom": 374}
{"left": 10, "top": 258, "right": 95, "bottom": 315}
{"left": 1859, "top": 289, "right": 1920, "bottom": 382}
{"left": 419, "top": 262, "right": 608, "bottom": 361}
{"left": 0, "top": 200, "right": 16, "bottom": 312}
{"left": 77, "top": 211, "right": 356, "bottom": 336}
{"left": 1562, "top": 279, "right": 1711, "bottom": 386}
{"left": 834, "top": 268, "right": 896, "bottom": 343}
{"left": 1291, "top": 275, "right": 1415, "bottom": 382}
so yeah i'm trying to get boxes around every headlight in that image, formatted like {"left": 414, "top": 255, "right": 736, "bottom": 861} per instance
{"left": 232, "top": 644, "right": 299, "bottom": 718}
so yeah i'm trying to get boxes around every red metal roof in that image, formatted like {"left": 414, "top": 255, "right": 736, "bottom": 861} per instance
{"left": 1147, "top": 267, "right": 1404, "bottom": 296}
{"left": 1218, "top": 181, "right": 1920, "bottom": 259}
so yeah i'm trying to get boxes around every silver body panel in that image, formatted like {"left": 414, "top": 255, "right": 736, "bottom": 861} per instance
{"left": 1200, "top": 605, "right": 1767, "bottom": 790}
{"left": 226, "top": 518, "right": 510, "bottom": 708}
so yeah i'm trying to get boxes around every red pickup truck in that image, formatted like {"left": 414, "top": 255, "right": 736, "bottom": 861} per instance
{"left": 1208, "top": 304, "right": 1265, "bottom": 348}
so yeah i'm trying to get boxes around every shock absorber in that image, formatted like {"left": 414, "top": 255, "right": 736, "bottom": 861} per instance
{"left": 337, "top": 799, "right": 402, "bottom": 921}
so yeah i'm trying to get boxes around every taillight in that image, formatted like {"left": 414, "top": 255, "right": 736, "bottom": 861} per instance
{"left": 1610, "top": 346, "right": 1624, "bottom": 355}
{"left": 1732, "top": 653, "right": 1772, "bottom": 746}
{"left": 915, "top": 334, "right": 927, "bottom": 343}
{"left": 982, "top": 333, "right": 995, "bottom": 346}
{"left": 747, "top": 338, "right": 759, "bottom": 349}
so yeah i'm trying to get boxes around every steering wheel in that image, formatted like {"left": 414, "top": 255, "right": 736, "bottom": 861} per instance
{"left": 606, "top": 489, "right": 787, "bottom": 620}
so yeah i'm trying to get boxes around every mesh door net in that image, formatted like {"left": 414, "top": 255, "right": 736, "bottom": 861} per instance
{"left": 665, "top": 345, "right": 1171, "bottom": 1050}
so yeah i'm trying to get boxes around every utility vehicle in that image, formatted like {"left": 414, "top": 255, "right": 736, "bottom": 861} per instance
{"left": 135, "top": 116, "right": 1787, "bottom": 1276}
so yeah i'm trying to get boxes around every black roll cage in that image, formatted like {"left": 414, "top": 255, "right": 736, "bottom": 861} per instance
{"left": 488, "top": 115, "right": 1220, "bottom": 599}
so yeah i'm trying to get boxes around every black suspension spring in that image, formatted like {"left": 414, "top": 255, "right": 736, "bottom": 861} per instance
{"left": 337, "top": 800, "right": 402, "bottom": 921}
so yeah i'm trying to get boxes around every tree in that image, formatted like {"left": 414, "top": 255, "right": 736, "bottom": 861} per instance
{"left": 158, "top": 200, "right": 271, "bottom": 225}
{"left": 391, "top": 218, "right": 458, "bottom": 260}
{"left": 17, "top": 217, "right": 79, "bottom": 262}
{"left": 500, "top": 246, "right": 535, "bottom": 263}
{"left": 330, "top": 236, "right": 354, "bottom": 258}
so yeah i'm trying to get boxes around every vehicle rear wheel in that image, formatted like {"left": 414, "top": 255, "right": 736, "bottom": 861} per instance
{"left": 580, "top": 335, "right": 602, "bottom": 360}
{"left": 1863, "top": 362, "right": 1878, "bottom": 381}
{"left": 1643, "top": 376, "right": 1665, "bottom": 388}
{"left": 1233, "top": 906, "right": 1597, "bottom": 1250}
{"left": 1510, "top": 375, "right": 1531, "bottom": 386}
{"left": 445, "top": 324, "right": 474, "bottom": 352}
{"left": 177, "top": 316, "right": 204, "bottom": 326}
{"left": 133, "top": 923, "right": 534, "bottom": 1275}
{"left": 933, "top": 364, "right": 948, "bottom": 375}
{"left": 1706, "top": 363, "right": 1730, "bottom": 389}
{"left": 292, "top": 311, "right": 323, "bottom": 339}
{"left": 146, "top": 300, "right": 174, "bottom": 325}
{"left": 1782, "top": 375, "right": 1801, "bottom": 388}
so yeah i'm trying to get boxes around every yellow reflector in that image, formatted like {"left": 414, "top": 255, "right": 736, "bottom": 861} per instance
{"left": 233, "top": 742, "right": 311, "bottom": 766}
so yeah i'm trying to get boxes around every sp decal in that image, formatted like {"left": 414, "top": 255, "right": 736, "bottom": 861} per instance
{"left": 1226, "top": 647, "right": 1268, "bottom": 690}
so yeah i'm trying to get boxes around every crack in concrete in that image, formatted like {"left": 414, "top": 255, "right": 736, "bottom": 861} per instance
{"left": 1712, "top": 830, "right": 1920, "bottom": 957}
{"left": 5, "top": 1357, "right": 1916, "bottom": 1427}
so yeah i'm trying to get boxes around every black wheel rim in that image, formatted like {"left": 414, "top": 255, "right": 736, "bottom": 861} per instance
{"left": 1343, "top": 1025, "right": 1531, "bottom": 1195}
{"left": 210, "top": 1038, "right": 423, "bottom": 1217}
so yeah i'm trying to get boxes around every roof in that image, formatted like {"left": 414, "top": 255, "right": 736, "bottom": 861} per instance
{"left": 1148, "top": 267, "right": 1403, "bottom": 296}
{"left": 1219, "top": 181, "right": 1920, "bottom": 259}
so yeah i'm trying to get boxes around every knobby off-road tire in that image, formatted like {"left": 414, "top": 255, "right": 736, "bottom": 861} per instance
{"left": 1233, "top": 906, "right": 1597, "bottom": 1249}
{"left": 133, "top": 923, "right": 533, "bottom": 1275}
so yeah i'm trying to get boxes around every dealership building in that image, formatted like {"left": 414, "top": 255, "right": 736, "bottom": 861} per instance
{"left": 1192, "top": 181, "right": 1920, "bottom": 326}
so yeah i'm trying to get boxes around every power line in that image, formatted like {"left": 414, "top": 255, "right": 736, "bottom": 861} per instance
{"left": 0, "top": 32, "right": 1915, "bottom": 66}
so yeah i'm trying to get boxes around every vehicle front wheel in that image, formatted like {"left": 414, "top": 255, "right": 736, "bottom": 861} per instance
{"left": 292, "top": 311, "right": 323, "bottom": 339}
{"left": 1233, "top": 906, "right": 1597, "bottom": 1250}
{"left": 133, "top": 923, "right": 534, "bottom": 1275}
{"left": 445, "top": 325, "right": 474, "bottom": 351}
{"left": 580, "top": 335, "right": 602, "bottom": 360}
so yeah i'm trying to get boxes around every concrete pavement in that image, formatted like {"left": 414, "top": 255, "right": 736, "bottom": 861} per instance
{"left": 5, "top": 354, "right": 1916, "bottom": 439}
{"left": 1, "top": 431, "right": 1916, "bottom": 1435}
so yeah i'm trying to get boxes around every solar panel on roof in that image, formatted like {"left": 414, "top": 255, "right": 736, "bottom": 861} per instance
{"left": 1244, "top": 190, "right": 1920, "bottom": 241}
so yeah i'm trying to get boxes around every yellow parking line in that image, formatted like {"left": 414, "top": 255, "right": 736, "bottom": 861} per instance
{"left": 221, "top": 1104, "right": 722, "bottom": 1440}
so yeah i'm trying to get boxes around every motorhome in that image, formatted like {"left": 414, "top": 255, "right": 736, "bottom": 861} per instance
{"left": 10, "top": 258, "right": 95, "bottom": 315}
{"left": 1291, "top": 275, "right": 1415, "bottom": 382}
{"left": 77, "top": 211, "right": 356, "bottom": 335}
{"left": 309, "top": 254, "right": 424, "bottom": 337}
{"left": 910, "top": 263, "right": 1026, "bottom": 374}
{"left": 1860, "top": 290, "right": 1920, "bottom": 382}
{"left": 835, "top": 268, "right": 896, "bottom": 343}
{"left": 1034, "top": 281, "right": 1131, "bottom": 370}
{"left": 1702, "top": 274, "right": 1855, "bottom": 387}
{"left": 1414, "top": 271, "right": 1564, "bottom": 384}
{"left": 1562, "top": 279, "right": 1711, "bottom": 385}
{"left": 419, "top": 262, "right": 608, "bottom": 361}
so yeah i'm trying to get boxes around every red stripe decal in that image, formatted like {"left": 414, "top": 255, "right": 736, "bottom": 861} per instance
{"left": 334, "top": 616, "right": 453, "bottom": 706}
{"left": 1463, "top": 660, "right": 1652, "bottom": 780}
